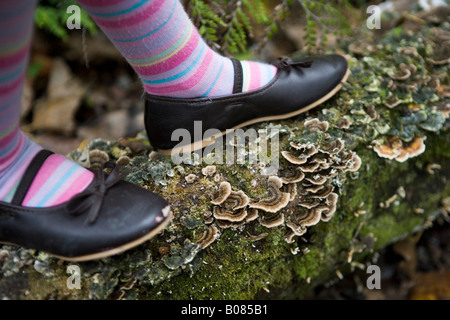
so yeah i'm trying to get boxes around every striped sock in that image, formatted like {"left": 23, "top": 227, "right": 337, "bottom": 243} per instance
{"left": 0, "top": 1, "right": 94, "bottom": 208}
{"left": 77, "top": 0, "right": 277, "bottom": 98}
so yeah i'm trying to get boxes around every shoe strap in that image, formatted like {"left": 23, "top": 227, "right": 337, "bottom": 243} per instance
{"left": 11, "top": 149, "right": 54, "bottom": 205}
{"left": 230, "top": 58, "right": 243, "bottom": 94}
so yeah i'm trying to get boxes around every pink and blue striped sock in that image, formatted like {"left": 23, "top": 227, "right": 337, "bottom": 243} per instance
{"left": 77, "top": 0, "right": 277, "bottom": 98}
{"left": 0, "top": 1, "right": 94, "bottom": 207}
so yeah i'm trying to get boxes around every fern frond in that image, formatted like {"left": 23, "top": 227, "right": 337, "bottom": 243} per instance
{"left": 298, "top": 0, "right": 354, "bottom": 51}
{"left": 35, "top": 0, "right": 97, "bottom": 40}
{"left": 35, "top": 0, "right": 358, "bottom": 54}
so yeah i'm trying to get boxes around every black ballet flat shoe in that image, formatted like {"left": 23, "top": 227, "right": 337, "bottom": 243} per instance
{"left": 0, "top": 150, "right": 172, "bottom": 261}
{"left": 144, "top": 54, "right": 350, "bottom": 155}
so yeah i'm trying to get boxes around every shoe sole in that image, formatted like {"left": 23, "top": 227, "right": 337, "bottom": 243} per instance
{"left": 0, "top": 208, "right": 173, "bottom": 262}
{"left": 157, "top": 67, "right": 351, "bottom": 156}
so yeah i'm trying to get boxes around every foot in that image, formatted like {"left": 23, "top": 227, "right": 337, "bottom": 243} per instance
{"left": 78, "top": 0, "right": 277, "bottom": 98}
{"left": 144, "top": 54, "right": 350, "bottom": 153}
{"left": 0, "top": 149, "right": 172, "bottom": 261}
{"left": 0, "top": 132, "right": 94, "bottom": 207}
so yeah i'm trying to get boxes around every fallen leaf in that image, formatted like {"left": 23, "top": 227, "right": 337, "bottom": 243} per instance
{"left": 30, "top": 58, "right": 85, "bottom": 134}
{"left": 409, "top": 270, "right": 450, "bottom": 300}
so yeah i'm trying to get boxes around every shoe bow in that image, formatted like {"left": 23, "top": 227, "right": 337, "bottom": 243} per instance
{"left": 66, "top": 162, "right": 128, "bottom": 225}
{"left": 275, "top": 57, "right": 313, "bottom": 71}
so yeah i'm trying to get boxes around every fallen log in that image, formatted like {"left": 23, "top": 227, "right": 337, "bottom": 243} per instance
{"left": 0, "top": 7, "right": 449, "bottom": 300}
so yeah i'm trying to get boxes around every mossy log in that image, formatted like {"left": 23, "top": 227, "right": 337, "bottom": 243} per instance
{"left": 0, "top": 10, "right": 449, "bottom": 300}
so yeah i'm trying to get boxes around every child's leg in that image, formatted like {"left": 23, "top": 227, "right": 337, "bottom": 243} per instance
{"left": 0, "top": 1, "right": 94, "bottom": 207}
{"left": 77, "top": 0, "right": 277, "bottom": 98}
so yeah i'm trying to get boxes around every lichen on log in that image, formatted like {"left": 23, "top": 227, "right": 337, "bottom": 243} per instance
{"left": 0, "top": 9, "right": 449, "bottom": 300}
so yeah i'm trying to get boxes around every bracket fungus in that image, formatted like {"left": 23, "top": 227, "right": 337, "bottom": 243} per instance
{"left": 297, "top": 196, "right": 322, "bottom": 209}
{"left": 398, "top": 46, "right": 420, "bottom": 57}
{"left": 207, "top": 118, "right": 362, "bottom": 242}
{"left": 304, "top": 174, "right": 328, "bottom": 186}
{"left": 201, "top": 165, "right": 217, "bottom": 176}
{"left": 289, "top": 141, "right": 319, "bottom": 155}
{"left": 285, "top": 205, "right": 324, "bottom": 239}
{"left": 216, "top": 219, "right": 246, "bottom": 229}
{"left": 304, "top": 118, "right": 329, "bottom": 132}
{"left": 89, "top": 149, "right": 109, "bottom": 171}
{"left": 220, "top": 190, "right": 250, "bottom": 211}
{"left": 298, "top": 161, "right": 321, "bottom": 173}
{"left": 296, "top": 206, "right": 327, "bottom": 227}
{"left": 203, "top": 211, "right": 214, "bottom": 224}
{"left": 213, "top": 206, "right": 248, "bottom": 222}
{"left": 210, "top": 182, "right": 251, "bottom": 228}
{"left": 285, "top": 192, "right": 339, "bottom": 238}
{"left": 196, "top": 225, "right": 220, "bottom": 249}
{"left": 364, "top": 105, "right": 379, "bottom": 121}
{"left": 383, "top": 96, "right": 403, "bottom": 109}
{"left": 320, "top": 193, "right": 338, "bottom": 222}
{"left": 309, "top": 153, "right": 328, "bottom": 165}
{"left": 344, "top": 153, "right": 362, "bottom": 172}
{"left": 185, "top": 174, "right": 197, "bottom": 184}
{"left": 275, "top": 131, "right": 362, "bottom": 242}
{"left": 395, "top": 137, "right": 427, "bottom": 162}
{"left": 374, "top": 136, "right": 426, "bottom": 162}
{"left": 335, "top": 117, "right": 351, "bottom": 129}
{"left": 281, "top": 141, "right": 318, "bottom": 165}
{"left": 320, "top": 138, "right": 345, "bottom": 155}
{"left": 116, "top": 155, "right": 131, "bottom": 166}
{"left": 118, "top": 137, "right": 150, "bottom": 154}
{"left": 389, "top": 63, "right": 416, "bottom": 81}
{"left": 310, "top": 185, "right": 335, "bottom": 199}
{"left": 259, "top": 212, "right": 285, "bottom": 228}
{"left": 280, "top": 167, "right": 305, "bottom": 184}
{"left": 302, "top": 184, "right": 325, "bottom": 194}
{"left": 249, "top": 176, "right": 291, "bottom": 213}
{"left": 245, "top": 208, "right": 259, "bottom": 222}
{"left": 211, "top": 181, "right": 232, "bottom": 205}
{"left": 282, "top": 183, "right": 298, "bottom": 202}
{"left": 281, "top": 151, "right": 309, "bottom": 165}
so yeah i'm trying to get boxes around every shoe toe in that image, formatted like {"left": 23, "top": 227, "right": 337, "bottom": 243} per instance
{"left": 59, "top": 181, "right": 172, "bottom": 260}
{"left": 289, "top": 54, "right": 348, "bottom": 104}
{"left": 310, "top": 54, "right": 348, "bottom": 90}
{"left": 100, "top": 180, "right": 171, "bottom": 237}
{"left": 322, "top": 54, "right": 349, "bottom": 82}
